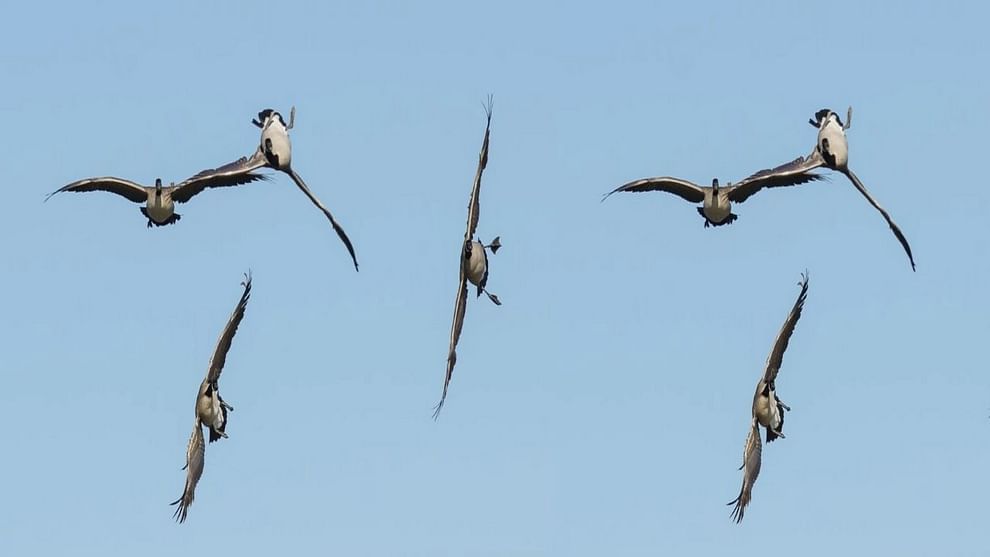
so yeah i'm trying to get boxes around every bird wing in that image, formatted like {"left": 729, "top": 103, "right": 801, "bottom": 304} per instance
{"left": 728, "top": 418, "right": 763, "bottom": 523}
{"left": 602, "top": 176, "right": 707, "bottom": 203}
{"left": 726, "top": 157, "right": 826, "bottom": 203}
{"left": 434, "top": 252, "right": 469, "bottom": 419}
{"left": 762, "top": 273, "right": 810, "bottom": 385}
{"left": 465, "top": 96, "right": 494, "bottom": 242}
{"left": 286, "top": 169, "right": 360, "bottom": 272}
{"left": 840, "top": 168, "right": 916, "bottom": 271}
{"left": 206, "top": 272, "right": 252, "bottom": 384}
{"left": 170, "top": 422, "right": 205, "bottom": 524}
{"left": 46, "top": 177, "right": 149, "bottom": 204}
{"left": 168, "top": 155, "right": 270, "bottom": 204}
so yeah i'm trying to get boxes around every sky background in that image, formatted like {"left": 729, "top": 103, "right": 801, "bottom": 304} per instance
{"left": 2, "top": 0, "right": 988, "bottom": 555}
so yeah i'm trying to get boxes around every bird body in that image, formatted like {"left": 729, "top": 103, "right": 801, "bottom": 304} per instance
{"left": 464, "top": 240, "right": 488, "bottom": 286}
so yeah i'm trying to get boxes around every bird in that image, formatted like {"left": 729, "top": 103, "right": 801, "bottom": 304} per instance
{"left": 757, "top": 107, "right": 915, "bottom": 270}
{"left": 171, "top": 272, "right": 252, "bottom": 524}
{"left": 46, "top": 161, "right": 269, "bottom": 227}
{"left": 207, "top": 107, "right": 359, "bottom": 271}
{"left": 728, "top": 272, "right": 809, "bottom": 523}
{"left": 603, "top": 160, "right": 825, "bottom": 227}
{"left": 434, "top": 96, "right": 501, "bottom": 419}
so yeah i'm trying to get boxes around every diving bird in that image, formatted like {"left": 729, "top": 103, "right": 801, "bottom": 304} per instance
{"left": 728, "top": 273, "right": 809, "bottom": 524}
{"left": 434, "top": 96, "right": 501, "bottom": 419}
{"left": 46, "top": 161, "right": 269, "bottom": 227}
{"left": 756, "top": 107, "right": 915, "bottom": 270}
{"left": 171, "top": 273, "right": 251, "bottom": 524}
{"left": 209, "top": 107, "right": 359, "bottom": 271}
{"left": 603, "top": 160, "right": 824, "bottom": 227}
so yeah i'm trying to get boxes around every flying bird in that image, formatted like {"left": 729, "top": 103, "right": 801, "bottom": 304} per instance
{"left": 208, "top": 107, "right": 359, "bottom": 271}
{"left": 171, "top": 273, "right": 252, "bottom": 524}
{"left": 758, "top": 107, "right": 915, "bottom": 270}
{"left": 603, "top": 160, "right": 824, "bottom": 227}
{"left": 47, "top": 161, "right": 269, "bottom": 227}
{"left": 434, "top": 96, "right": 501, "bottom": 419}
{"left": 728, "top": 272, "right": 809, "bottom": 523}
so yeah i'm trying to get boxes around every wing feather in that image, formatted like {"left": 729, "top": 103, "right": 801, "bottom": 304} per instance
{"left": 170, "top": 422, "right": 205, "bottom": 524}
{"left": 728, "top": 418, "right": 763, "bottom": 523}
{"left": 434, "top": 253, "right": 469, "bottom": 419}
{"left": 465, "top": 96, "right": 494, "bottom": 241}
{"left": 727, "top": 157, "right": 826, "bottom": 203}
{"left": 46, "top": 177, "right": 149, "bottom": 204}
{"left": 206, "top": 273, "right": 252, "bottom": 384}
{"left": 169, "top": 154, "right": 270, "bottom": 204}
{"left": 763, "top": 273, "right": 809, "bottom": 385}
{"left": 841, "top": 169, "right": 916, "bottom": 271}
{"left": 287, "top": 169, "right": 359, "bottom": 272}
{"left": 603, "top": 176, "right": 707, "bottom": 203}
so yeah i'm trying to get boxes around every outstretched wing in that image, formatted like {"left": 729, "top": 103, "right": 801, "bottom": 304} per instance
{"left": 763, "top": 272, "right": 809, "bottom": 385}
{"left": 206, "top": 272, "right": 252, "bottom": 384}
{"left": 46, "top": 177, "right": 149, "bottom": 204}
{"left": 727, "top": 158, "right": 826, "bottom": 203}
{"left": 435, "top": 249, "right": 469, "bottom": 419}
{"left": 170, "top": 422, "right": 205, "bottom": 524}
{"left": 465, "top": 96, "right": 494, "bottom": 242}
{"left": 841, "top": 168, "right": 916, "bottom": 271}
{"left": 763, "top": 271, "right": 808, "bottom": 384}
{"left": 286, "top": 169, "right": 360, "bottom": 272}
{"left": 728, "top": 418, "right": 763, "bottom": 524}
{"left": 602, "top": 176, "right": 707, "bottom": 203}
{"left": 169, "top": 155, "right": 270, "bottom": 204}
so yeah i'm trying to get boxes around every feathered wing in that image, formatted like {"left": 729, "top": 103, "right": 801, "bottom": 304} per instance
{"left": 206, "top": 273, "right": 252, "bottom": 384}
{"left": 602, "top": 176, "right": 707, "bottom": 203}
{"left": 168, "top": 155, "right": 270, "bottom": 204}
{"left": 170, "top": 422, "right": 205, "bottom": 524}
{"left": 841, "top": 168, "right": 916, "bottom": 271}
{"left": 286, "top": 169, "right": 359, "bottom": 272}
{"left": 435, "top": 261, "right": 469, "bottom": 419}
{"left": 465, "top": 96, "right": 494, "bottom": 241}
{"left": 726, "top": 158, "right": 826, "bottom": 203}
{"left": 763, "top": 273, "right": 809, "bottom": 385}
{"left": 46, "top": 177, "right": 149, "bottom": 203}
{"left": 728, "top": 418, "right": 763, "bottom": 523}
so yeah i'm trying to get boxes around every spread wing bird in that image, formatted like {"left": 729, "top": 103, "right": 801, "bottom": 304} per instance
{"left": 728, "top": 273, "right": 809, "bottom": 523}
{"left": 434, "top": 96, "right": 500, "bottom": 419}
{"left": 769, "top": 107, "right": 915, "bottom": 270}
{"left": 216, "top": 107, "right": 359, "bottom": 271}
{"left": 603, "top": 163, "right": 823, "bottom": 228}
{"left": 170, "top": 273, "right": 252, "bottom": 523}
{"left": 47, "top": 162, "right": 267, "bottom": 227}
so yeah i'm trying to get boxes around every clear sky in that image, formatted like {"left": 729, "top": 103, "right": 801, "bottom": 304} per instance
{"left": 2, "top": 0, "right": 988, "bottom": 555}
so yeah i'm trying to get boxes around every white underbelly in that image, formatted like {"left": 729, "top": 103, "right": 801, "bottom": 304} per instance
{"left": 145, "top": 198, "right": 174, "bottom": 222}
{"left": 465, "top": 242, "right": 487, "bottom": 286}
{"left": 264, "top": 130, "right": 292, "bottom": 169}
{"left": 703, "top": 194, "right": 731, "bottom": 223}
{"left": 196, "top": 394, "right": 221, "bottom": 428}
{"left": 820, "top": 125, "right": 849, "bottom": 167}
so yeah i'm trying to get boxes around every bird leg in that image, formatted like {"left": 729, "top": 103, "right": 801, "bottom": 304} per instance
{"left": 222, "top": 400, "right": 234, "bottom": 412}
{"left": 485, "top": 236, "right": 501, "bottom": 254}
{"left": 484, "top": 289, "right": 501, "bottom": 306}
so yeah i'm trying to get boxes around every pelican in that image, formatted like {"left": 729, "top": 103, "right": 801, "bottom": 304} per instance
{"left": 211, "top": 107, "right": 359, "bottom": 271}
{"left": 756, "top": 107, "right": 915, "bottom": 270}
{"left": 171, "top": 272, "right": 251, "bottom": 524}
{"left": 434, "top": 96, "right": 501, "bottom": 419}
{"left": 603, "top": 161, "right": 824, "bottom": 227}
{"left": 728, "top": 273, "right": 809, "bottom": 523}
{"left": 46, "top": 160, "right": 269, "bottom": 227}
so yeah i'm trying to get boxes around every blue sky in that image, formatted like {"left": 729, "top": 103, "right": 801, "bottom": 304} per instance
{"left": 2, "top": 0, "right": 988, "bottom": 554}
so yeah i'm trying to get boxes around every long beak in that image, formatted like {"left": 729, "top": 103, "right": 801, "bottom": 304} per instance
{"left": 844, "top": 106, "right": 853, "bottom": 130}
{"left": 287, "top": 106, "right": 296, "bottom": 130}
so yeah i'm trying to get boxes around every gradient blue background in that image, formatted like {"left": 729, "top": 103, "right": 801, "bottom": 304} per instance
{"left": 2, "top": 1, "right": 988, "bottom": 554}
